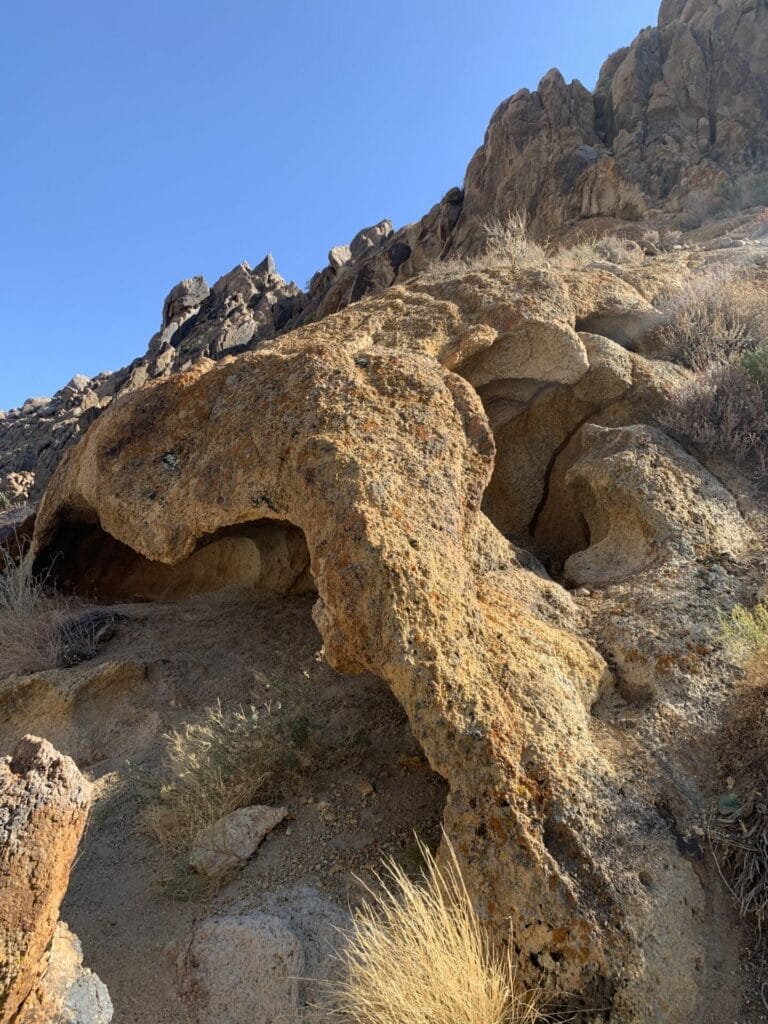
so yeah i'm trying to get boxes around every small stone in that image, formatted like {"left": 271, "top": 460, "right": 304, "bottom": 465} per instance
{"left": 189, "top": 805, "right": 287, "bottom": 879}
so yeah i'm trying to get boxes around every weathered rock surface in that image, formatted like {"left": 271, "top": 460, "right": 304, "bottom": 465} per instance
{"left": 189, "top": 805, "right": 288, "bottom": 879}
{"left": 174, "top": 887, "right": 350, "bottom": 1023}
{"left": 32, "top": 310, "right": 736, "bottom": 1021}
{"left": 0, "top": 736, "right": 109, "bottom": 1024}
{"left": 0, "top": 662, "right": 155, "bottom": 766}
{"left": 175, "top": 913, "right": 304, "bottom": 1024}
{"left": 556, "top": 424, "right": 752, "bottom": 586}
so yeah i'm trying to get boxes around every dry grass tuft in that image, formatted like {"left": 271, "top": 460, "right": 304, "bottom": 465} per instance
{"left": 322, "top": 837, "right": 542, "bottom": 1024}
{"left": 422, "top": 212, "right": 547, "bottom": 282}
{"left": 0, "top": 545, "right": 66, "bottom": 677}
{"left": 480, "top": 212, "right": 548, "bottom": 268}
{"left": 552, "top": 235, "right": 644, "bottom": 269}
{"left": 145, "top": 700, "right": 289, "bottom": 854}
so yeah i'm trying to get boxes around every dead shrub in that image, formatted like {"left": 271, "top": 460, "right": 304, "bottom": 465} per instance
{"left": 422, "top": 212, "right": 547, "bottom": 282}
{"left": 322, "top": 837, "right": 541, "bottom": 1024}
{"left": 653, "top": 271, "right": 768, "bottom": 371}
{"left": 553, "top": 235, "right": 644, "bottom": 269}
{"left": 662, "top": 363, "right": 768, "bottom": 476}
{"left": 480, "top": 212, "right": 548, "bottom": 267}
{"left": 0, "top": 546, "right": 64, "bottom": 677}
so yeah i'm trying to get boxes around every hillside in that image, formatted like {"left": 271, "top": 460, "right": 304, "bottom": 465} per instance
{"left": 3, "top": 1, "right": 768, "bottom": 1023}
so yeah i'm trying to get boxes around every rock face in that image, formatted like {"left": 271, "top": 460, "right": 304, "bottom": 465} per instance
{"left": 13, "top": 923, "right": 113, "bottom": 1024}
{"left": 31, "top": 278, "right": 751, "bottom": 1020}
{"left": 0, "top": 736, "right": 109, "bottom": 1024}
{"left": 455, "top": 0, "right": 768, "bottom": 242}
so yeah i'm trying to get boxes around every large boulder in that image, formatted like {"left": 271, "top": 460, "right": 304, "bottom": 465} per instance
{"left": 33, "top": 325, "right": 719, "bottom": 1020}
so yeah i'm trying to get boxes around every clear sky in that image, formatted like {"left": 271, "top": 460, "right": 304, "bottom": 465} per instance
{"left": 0, "top": 0, "right": 660, "bottom": 410}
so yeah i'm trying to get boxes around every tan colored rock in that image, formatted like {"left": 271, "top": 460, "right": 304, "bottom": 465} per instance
{"left": 483, "top": 333, "right": 685, "bottom": 541}
{"left": 0, "top": 662, "right": 155, "bottom": 767}
{"left": 189, "top": 805, "right": 287, "bottom": 879}
{"left": 33, "top": 327, "right": 716, "bottom": 1020}
{"left": 0, "top": 736, "right": 91, "bottom": 1023}
{"left": 558, "top": 424, "right": 752, "bottom": 587}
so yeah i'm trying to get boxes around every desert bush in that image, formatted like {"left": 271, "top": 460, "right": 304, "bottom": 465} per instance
{"left": 146, "top": 699, "right": 305, "bottom": 856}
{"left": 480, "top": 211, "right": 548, "bottom": 268}
{"left": 323, "top": 837, "right": 541, "bottom": 1024}
{"left": 653, "top": 272, "right": 768, "bottom": 370}
{"left": 422, "top": 212, "right": 547, "bottom": 282}
{"left": 662, "top": 363, "right": 768, "bottom": 475}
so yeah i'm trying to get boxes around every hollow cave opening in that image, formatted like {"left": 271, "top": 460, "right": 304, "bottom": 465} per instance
{"left": 35, "top": 516, "right": 317, "bottom": 604}
{"left": 33, "top": 511, "right": 450, "bottom": 891}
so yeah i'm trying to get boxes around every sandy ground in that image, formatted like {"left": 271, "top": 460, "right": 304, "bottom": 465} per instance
{"left": 52, "top": 589, "right": 447, "bottom": 1024}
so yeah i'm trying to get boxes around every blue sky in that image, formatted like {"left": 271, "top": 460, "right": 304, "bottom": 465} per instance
{"left": 0, "top": 0, "right": 659, "bottom": 410}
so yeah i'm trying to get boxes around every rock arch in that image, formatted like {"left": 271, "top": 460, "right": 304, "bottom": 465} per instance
{"left": 32, "top": 338, "right": 705, "bottom": 1020}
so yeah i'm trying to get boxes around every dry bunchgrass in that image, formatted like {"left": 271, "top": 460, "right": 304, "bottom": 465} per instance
{"left": 422, "top": 212, "right": 547, "bottom": 282}
{"left": 0, "top": 545, "right": 66, "bottom": 677}
{"left": 552, "top": 235, "right": 644, "bottom": 269}
{"left": 321, "top": 837, "right": 542, "bottom": 1024}
{"left": 480, "top": 212, "right": 548, "bottom": 268}
{"left": 145, "top": 700, "right": 286, "bottom": 855}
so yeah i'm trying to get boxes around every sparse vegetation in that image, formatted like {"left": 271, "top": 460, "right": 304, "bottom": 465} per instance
{"left": 421, "top": 212, "right": 547, "bottom": 282}
{"left": 146, "top": 700, "right": 292, "bottom": 854}
{"left": 721, "top": 600, "right": 768, "bottom": 659}
{"left": 552, "top": 234, "right": 644, "bottom": 269}
{"left": 654, "top": 272, "right": 768, "bottom": 371}
{"left": 322, "top": 837, "right": 541, "bottom": 1024}
{"left": 710, "top": 602, "right": 768, "bottom": 932}
{"left": 480, "top": 212, "right": 548, "bottom": 267}
{"left": 0, "top": 545, "right": 65, "bottom": 677}
{"left": 662, "top": 362, "right": 768, "bottom": 474}
{"left": 657, "top": 271, "right": 768, "bottom": 477}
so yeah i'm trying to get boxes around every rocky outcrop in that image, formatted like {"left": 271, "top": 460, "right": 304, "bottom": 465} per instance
{"left": 13, "top": 923, "right": 113, "bottom": 1024}
{"left": 455, "top": 0, "right": 768, "bottom": 242}
{"left": 0, "top": 736, "right": 110, "bottom": 1024}
{"left": 31, "top": 285, "right": 751, "bottom": 1020}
